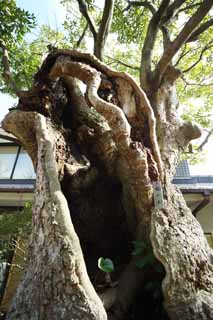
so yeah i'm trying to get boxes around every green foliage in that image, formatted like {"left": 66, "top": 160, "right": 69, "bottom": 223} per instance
{"left": 0, "top": 0, "right": 36, "bottom": 95}
{"left": 0, "top": 0, "right": 36, "bottom": 44}
{"left": 98, "top": 257, "right": 114, "bottom": 273}
{"left": 132, "top": 240, "right": 146, "bottom": 256}
{"left": 0, "top": 240, "right": 9, "bottom": 263}
{"left": 0, "top": 202, "right": 32, "bottom": 237}
{"left": 0, "top": 202, "right": 32, "bottom": 265}
{"left": 0, "top": 0, "right": 212, "bottom": 162}
{"left": 0, "top": 25, "right": 71, "bottom": 95}
{"left": 131, "top": 240, "right": 166, "bottom": 318}
{"left": 132, "top": 240, "right": 155, "bottom": 269}
{"left": 63, "top": 13, "right": 88, "bottom": 48}
{"left": 112, "top": 0, "right": 150, "bottom": 46}
{"left": 61, "top": 0, "right": 93, "bottom": 49}
{"left": 132, "top": 240, "right": 164, "bottom": 273}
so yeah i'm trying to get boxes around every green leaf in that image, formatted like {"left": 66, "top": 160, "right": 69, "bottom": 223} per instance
{"left": 132, "top": 240, "right": 147, "bottom": 256}
{"left": 135, "top": 253, "right": 154, "bottom": 269}
{"left": 98, "top": 257, "right": 114, "bottom": 273}
{"left": 132, "top": 247, "right": 144, "bottom": 256}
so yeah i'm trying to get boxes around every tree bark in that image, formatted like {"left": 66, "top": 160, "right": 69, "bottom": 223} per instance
{"left": 150, "top": 67, "right": 213, "bottom": 319}
{"left": 2, "top": 50, "right": 213, "bottom": 320}
{"left": 3, "top": 111, "right": 107, "bottom": 320}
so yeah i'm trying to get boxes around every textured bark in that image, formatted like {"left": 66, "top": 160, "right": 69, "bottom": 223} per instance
{"left": 151, "top": 183, "right": 213, "bottom": 320}
{"left": 3, "top": 112, "right": 107, "bottom": 320}
{"left": 2, "top": 50, "right": 213, "bottom": 320}
{"left": 149, "top": 68, "right": 213, "bottom": 320}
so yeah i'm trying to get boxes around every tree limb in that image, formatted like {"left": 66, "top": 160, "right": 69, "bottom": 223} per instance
{"left": 123, "top": 1, "right": 156, "bottom": 15}
{"left": 106, "top": 55, "right": 140, "bottom": 71}
{"left": 174, "top": 44, "right": 192, "bottom": 66}
{"left": 182, "top": 42, "right": 213, "bottom": 73}
{"left": 125, "top": 1, "right": 171, "bottom": 50}
{"left": 187, "top": 18, "right": 213, "bottom": 42}
{"left": 0, "top": 39, "right": 21, "bottom": 96}
{"left": 75, "top": 23, "right": 88, "bottom": 48}
{"left": 140, "top": 0, "right": 171, "bottom": 90}
{"left": 76, "top": 0, "right": 97, "bottom": 40}
{"left": 94, "top": 0, "right": 115, "bottom": 60}
{"left": 198, "top": 128, "right": 213, "bottom": 151}
{"left": 160, "top": 0, "right": 185, "bottom": 25}
{"left": 153, "top": 0, "right": 213, "bottom": 89}
{"left": 177, "top": 2, "right": 202, "bottom": 14}
{"left": 181, "top": 74, "right": 213, "bottom": 87}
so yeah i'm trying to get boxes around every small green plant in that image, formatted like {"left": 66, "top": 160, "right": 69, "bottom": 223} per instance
{"left": 98, "top": 257, "right": 114, "bottom": 273}
{"left": 131, "top": 241, "right": 167, "bottom": 319}
{"left": 98, "top": 257, "right": 114, "bottom": 286}
{"left": 132, "top": 240, "right": 165, "bottom": 274}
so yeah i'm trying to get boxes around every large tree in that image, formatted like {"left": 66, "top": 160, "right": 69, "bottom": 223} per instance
{"left": 1, "top": 0, "right": 213, "bottom": 319}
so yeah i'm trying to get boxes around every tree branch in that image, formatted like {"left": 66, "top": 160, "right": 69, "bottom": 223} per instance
{"left": 177, "top": 2, "right": 202, "bottom": 14}
{"left": 181, "top": 74, "right": 213, "bottom": 87}
{"left": 140, "top": 0, "right": 171, "bottom": 91}
{"left": 75, "top": 23, "right": 88, "bottom": 48}
{"left": 123, "top": 1, "right": 156, "bottom": 15}
{"left": 160, "top": 0, "right": 185, "bottom": 25}
{"left": 106, "top": 55, "right": 140, "bottom": 71}
{"left": 125, "top": 1, "right": 171, "bottom": 49}
{"left": 94, "top": 0, "right": 115, "bottom": 60}
{"left": 0, "top": 39, "right": 21, "bottom": 96}
{"left": 198, "top": 127, "right": 213, "bottom": 151}
{"left": 182, "top": 42, "right": 213, "bottom": 73}
{"left": 76, "top": 0, "right": 97, "bottom": 40}
{"left": 174, "top": 44, "right": 192, "bottom": 66}
{"left": 187, "top": 18, "right": 213, "bottom": 42}
{"left": 153, "top": 0, "right": 213, "bottom": 89}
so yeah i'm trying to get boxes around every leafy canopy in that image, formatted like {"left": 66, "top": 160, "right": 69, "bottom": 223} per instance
{"left": 0, "top": 0, "right": 36, "bottom": 44}
{"left": 0, "top": 0, "right": 212, "bottom": 156}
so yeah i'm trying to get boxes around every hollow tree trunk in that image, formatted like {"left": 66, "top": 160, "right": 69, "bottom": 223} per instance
{"left": 3, "top": 50, "right": 213, "bottom": 320}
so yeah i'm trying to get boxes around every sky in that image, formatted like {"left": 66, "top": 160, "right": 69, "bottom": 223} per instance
{"left": 16, "top": 0, "right": 66, "bottom": 30}
{"left": 0, "top": 0, "right": 212, "bottom": 176}
{"left": 0, "top": 0, "right": 67, "bottom": 120}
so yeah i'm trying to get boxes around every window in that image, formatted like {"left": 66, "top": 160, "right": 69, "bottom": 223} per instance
{"left": 0, "top": 144, "right": 35, "bottom": 180}
{"left": 13, "top": 150, "right": 36, "bottom": 179}
{"left": 0, "top": 146, "right": 19, "bottom": 179}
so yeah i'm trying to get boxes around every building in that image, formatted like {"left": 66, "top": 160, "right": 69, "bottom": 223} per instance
{"left": 174, "top": 160, "right": 213, "bottom": 245}
{"left": 0, "top": 128, "right": 35, "bottom": 211}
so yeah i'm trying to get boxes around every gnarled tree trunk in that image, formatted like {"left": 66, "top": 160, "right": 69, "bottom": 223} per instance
{"left": 3, "top": 50, "right": 213, "bottom": 320}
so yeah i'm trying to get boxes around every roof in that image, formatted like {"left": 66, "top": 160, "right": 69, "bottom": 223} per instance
{"left": 174, "top": 176, "right": 213, "bottom": 193}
